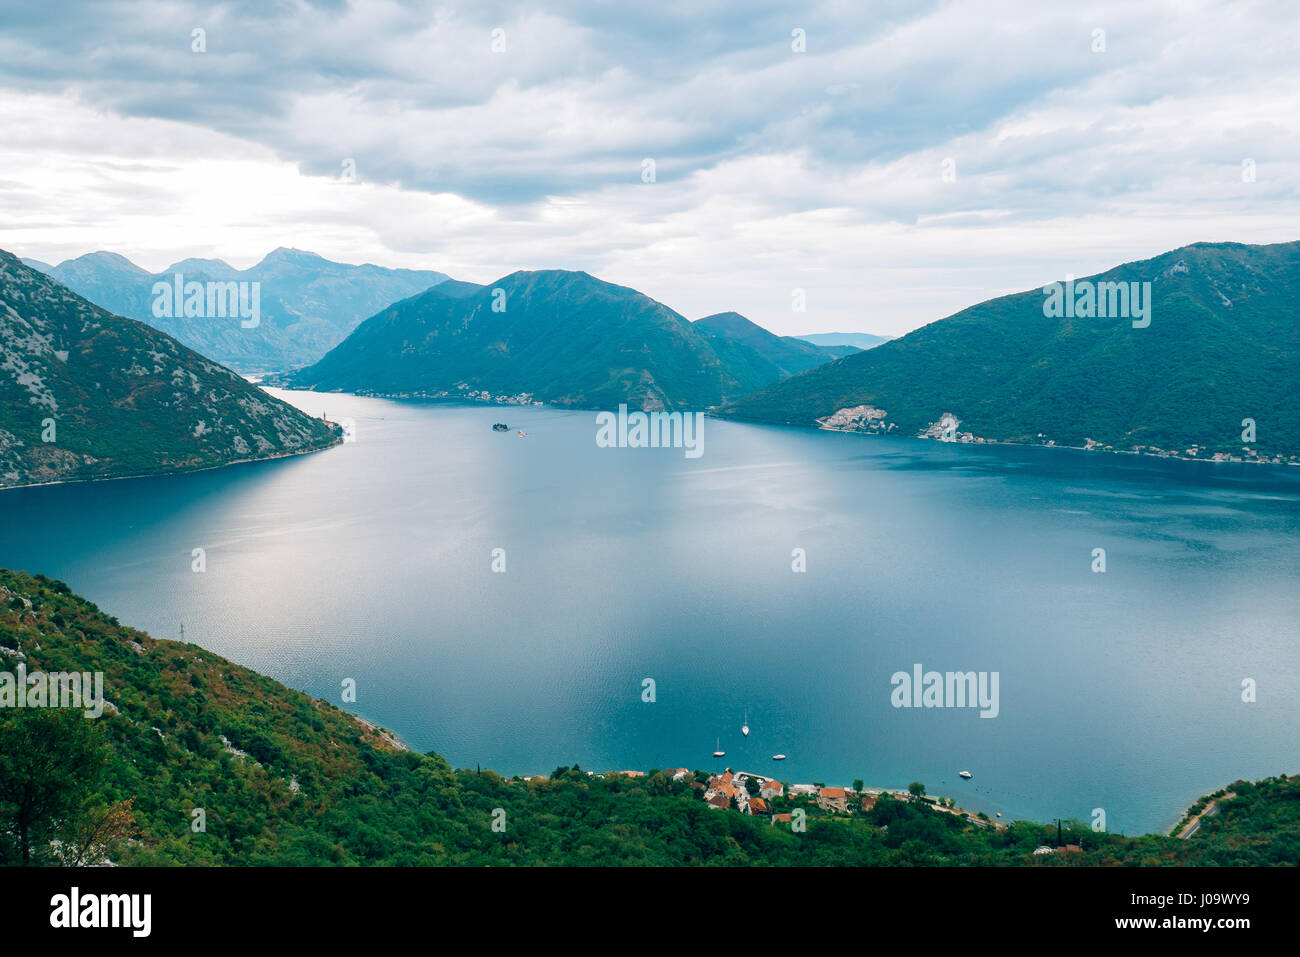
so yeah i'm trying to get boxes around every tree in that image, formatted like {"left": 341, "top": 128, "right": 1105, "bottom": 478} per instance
{"left": 53, "top": 797, "right": 137, "bottom": 867}
{"left": 853, "top": 779, "right": 865, "bottom": 793}
{"left": 908, "top": 781, "right": 927, "bottom": 799}
{"left": 0, "top": 709, "right": 111, "bottom": 865}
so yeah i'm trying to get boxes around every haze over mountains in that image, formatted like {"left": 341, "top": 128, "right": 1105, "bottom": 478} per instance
{"left": 721, "top": 241, "right": 1300, "bottom": 460}
{"left": 292, "top": 269, "right": 850, "bottom": 410}
{"left": 23, "top": 249, "right": 449, "bottom": 373}
{"left": 0, "top": 250, "right": 339, "bottom": 489}
{"left": 796, "top": 332, "right": 892, "bottom": 350}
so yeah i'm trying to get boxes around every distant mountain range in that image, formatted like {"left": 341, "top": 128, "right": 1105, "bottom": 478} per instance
{"left": 0, "top": 250, "right": 340, "bottom": 489}
{"left": 720, "top": 241, "right": 1300, "bottom": 461}
{"left": 796, "top": 332, "right": 892, "bottom": 350}
{"left": 16, "top": 239, "right": 1296, "bottom": 463}
{"left": 291, "top": 270, "right": 846, "bottom": 410}
{"left": 23, "top": 249, "right": 449, "bottom": 373}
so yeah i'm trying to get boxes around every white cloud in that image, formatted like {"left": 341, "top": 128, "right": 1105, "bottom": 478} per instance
{"left": 0, "top": 0, "right": 1297, "bottom": 336}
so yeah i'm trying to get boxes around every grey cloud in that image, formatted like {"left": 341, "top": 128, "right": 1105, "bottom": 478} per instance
{"left": 0, "top": 0, "right": 1188, "bottom": 207}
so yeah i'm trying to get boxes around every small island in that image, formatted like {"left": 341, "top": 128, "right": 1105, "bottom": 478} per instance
{"left": 492, "top": 422, "right": 509, "bottom": 432}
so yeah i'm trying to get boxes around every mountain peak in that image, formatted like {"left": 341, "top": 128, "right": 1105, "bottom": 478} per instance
{"left": 259, "top": 247, "right": 329, "bottom": 268}
{"left": 491, "top": 269, "right": 650, "bottom": 303}
{"left": 65, "top": 250, "right": 149, "bottom": 274}
{"left": 161, "top": 256, "right": 238, "bottom": 277}
{"left": 696, "top": 311, "right": 760, "bottom": 333}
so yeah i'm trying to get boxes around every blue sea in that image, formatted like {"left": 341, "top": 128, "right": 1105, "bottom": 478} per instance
{"left": 2, "top": 389, "right": 1296, "bottom": 835}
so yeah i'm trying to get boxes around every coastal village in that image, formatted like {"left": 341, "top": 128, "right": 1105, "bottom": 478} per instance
{"left": 817, "top": 404, "right": 1300, "bottom": 466}
{"left": 351, "top": 382, "right": 545, "bottom": 406}
{"left": 513, "top": 765, "right": 1007, "bottom": 833}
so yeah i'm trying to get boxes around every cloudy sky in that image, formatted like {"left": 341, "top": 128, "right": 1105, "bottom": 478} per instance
{"left": 1, "top": 0, "right": 1297, "bottom": 336}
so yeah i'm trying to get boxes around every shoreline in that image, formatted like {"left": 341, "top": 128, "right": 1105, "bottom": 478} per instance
{"left": 730, "top": 416, "right": 1299, "bottom": 469}
{"left": 352, "top": 713, "right": 413, "bottom": 753}
{"left": 275, "top": 388, "right": 1298, "bottom": 469}
{"left": 0, "top": 435, "right": 342, "bottom": 494}
{"left": 461, "top": 753, "right": 1270, "bottom": 837}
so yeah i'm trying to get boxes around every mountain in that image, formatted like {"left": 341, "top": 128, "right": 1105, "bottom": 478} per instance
{"left": 426, "top": 278, "right": 487, "bottom": 299}
{"left": 694, "top": 312, "right": 857, "bottom": 392}
{"left": 293, "top": 270, "right": 837, "bottom": 410}
{"left": 797, "top": 332, "right": 892, "bottom": 350}
{"left": 26, "top": 248, "right": 450, "bottom": 373}
{"left": 721, "top": 241, "right": 1300, "bottom": 461}
{"left": 3, "top": 567, "right": 1296, "bottom": 866}
{"left": 0, "top": 250, "right": 340, "bottom": 489}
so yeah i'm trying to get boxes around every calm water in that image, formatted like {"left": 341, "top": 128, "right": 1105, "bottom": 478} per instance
{"left": 2, "top": 390, "right": 1297, "bottom": 834}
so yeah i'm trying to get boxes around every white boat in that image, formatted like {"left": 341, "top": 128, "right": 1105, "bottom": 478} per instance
{"left": 771, "top": 754, "right": 786, "bottom": 761}
{"left": 712, "top": 737, "right": 725, "bottom": 757}
{"left": 516, "top": 430, "right": 528, "bottom": 437}
{"left": 959, "top": 770, "right": 973, "bottom": 779}
{"left": 741, "top": 710, "right": 749, "bottom": 737}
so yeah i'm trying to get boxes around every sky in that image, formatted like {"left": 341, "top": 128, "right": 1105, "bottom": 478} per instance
{"left": 0, "top": 0, "right": 1297, "bottom": 337}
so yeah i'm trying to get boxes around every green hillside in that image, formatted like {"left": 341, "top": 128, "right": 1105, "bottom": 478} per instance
{"left": 1, "top": 569, "right": 1294, "bottom": 867}
{"left": 695, "top": 311, "right": 852, "bottom": 390}
{"left": 720, "top": 241, "right": 1300, "bottom": 461}
{"left": 292, "top": 271, "right": 843, "bottom": 411}
{"left": 0, "top": 250, "right": 341, "bottom": 489}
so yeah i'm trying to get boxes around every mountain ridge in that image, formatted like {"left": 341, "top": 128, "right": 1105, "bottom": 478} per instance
{"left": 292, "top": 269, "right": 845, "bottom": 410}
{"left": 719, "top": 240, "right": 1300, "bottom": 462}
{"left": 24, "top": 249, "right": 451, "bottom": 373}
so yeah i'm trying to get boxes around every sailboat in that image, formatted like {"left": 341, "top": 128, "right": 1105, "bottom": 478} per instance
{"left": 712, "top": 738, "right": 726, "bottom": 757}
{"left": 742, "top": 711, "right": 749, "bottom": 737}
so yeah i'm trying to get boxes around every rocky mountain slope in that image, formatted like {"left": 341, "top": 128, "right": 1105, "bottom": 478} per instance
{"left": 0, "top": 250, "right": 340, "bottom": 489}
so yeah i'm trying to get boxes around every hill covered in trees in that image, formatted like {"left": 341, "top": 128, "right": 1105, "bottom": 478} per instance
{"left": 292, "top": 270, "right": 844, "bottom": 411}
{"left": 1, "top": 569, "right": 1294, "bottom": 866}
{"left": 719, "top": 241, "right": 1300, "bottom": 461}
